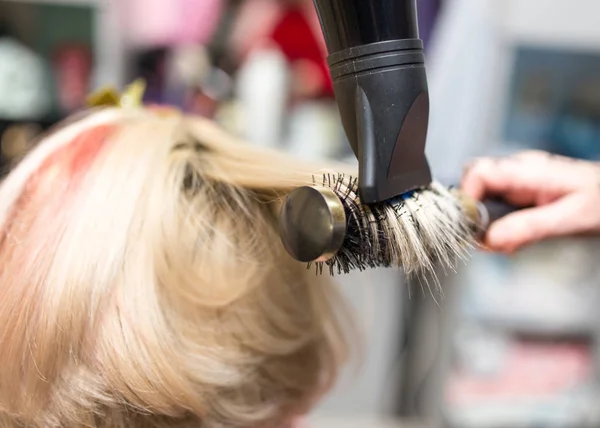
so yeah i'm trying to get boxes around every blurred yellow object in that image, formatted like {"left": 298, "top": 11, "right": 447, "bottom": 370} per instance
{"left": 86, "top": 79, "right": 147, "bottom": 108}
{"left": 1, "top": 123, "right": 41, "bottom": 161}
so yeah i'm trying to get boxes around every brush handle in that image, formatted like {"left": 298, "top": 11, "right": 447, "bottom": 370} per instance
{"left": 478, "top": 198, "right": 520, "bottom": 231}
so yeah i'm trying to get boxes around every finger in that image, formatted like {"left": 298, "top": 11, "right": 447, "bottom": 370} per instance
{"left": 461, "top": 157, "right": 535, "bottom": 202}
{"left": 485, "top": 191, "right": 598, "bottom": 252}
{"left": 460, "top": 158, "right": 497, "bottom": 200}
{"left": 461, "top": 155, "right": 564, "bottom": 206}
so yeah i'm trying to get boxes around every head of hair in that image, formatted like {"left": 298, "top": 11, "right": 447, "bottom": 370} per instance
{"left": 0, "top": 107, "right": 352, "bottom": 428}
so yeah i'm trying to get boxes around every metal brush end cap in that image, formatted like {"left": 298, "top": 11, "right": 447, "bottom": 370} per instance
{"left": 279, "top": 186, "right": 347, "bottom": 263}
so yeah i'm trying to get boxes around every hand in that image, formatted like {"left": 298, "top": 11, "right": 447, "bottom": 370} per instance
{"left": 461, "top": 150, "right": 600, "bottom": 253}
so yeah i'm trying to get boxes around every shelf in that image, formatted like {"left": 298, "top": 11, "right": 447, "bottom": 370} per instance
{"left": 443, "top": 399, "right": 600, "bottom": 428}
{"left": 308, "top": 416, "right": 423, "bottom": 428}
{"left": 468, "top": 315, "right": 598, "bottom": 339}
{"left": 0, "top": 0, "right": 98, "bottom": 6}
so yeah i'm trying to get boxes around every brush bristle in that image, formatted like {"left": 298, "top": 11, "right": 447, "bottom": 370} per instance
{"left": 311, "top": 174, "right": 478, "bottom": 283}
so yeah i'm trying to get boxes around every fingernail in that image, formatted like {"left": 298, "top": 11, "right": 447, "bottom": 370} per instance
{"left": 487, "top": 228, "right": 521, "bottom": 255}
{"left": 486, "top": 228, "right": 504, "bottom": 248}
{"left": 462, "top": 161, "right": 476, "bottom": 176}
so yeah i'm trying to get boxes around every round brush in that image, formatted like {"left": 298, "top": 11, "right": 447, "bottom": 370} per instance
{"left": 279, "top": 174, "right": 516, "bottom": 278}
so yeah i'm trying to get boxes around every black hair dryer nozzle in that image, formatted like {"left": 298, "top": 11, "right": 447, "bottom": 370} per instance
{"left": 313, "top": 0, "right": 432, "bottom": 204}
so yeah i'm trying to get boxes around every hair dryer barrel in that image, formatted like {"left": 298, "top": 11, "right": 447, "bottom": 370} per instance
{"left": 313, "top": 0, "right": 431, "bottom": 204}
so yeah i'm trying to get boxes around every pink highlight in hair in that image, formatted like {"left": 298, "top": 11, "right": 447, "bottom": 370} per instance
{"left": 28, "top": 125, "right": 116, "bottom": 196}
{"left": 0, "top": 125, "right": 117, "bottom": 253}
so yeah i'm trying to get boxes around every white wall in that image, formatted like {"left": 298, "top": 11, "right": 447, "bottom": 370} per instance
{"left": 501, "top": 0, "right": 600, "bottom": 53}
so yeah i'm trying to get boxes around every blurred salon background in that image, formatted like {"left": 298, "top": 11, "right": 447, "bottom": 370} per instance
{"left": 2, "top": 0, "right": 600, "bottom": 427}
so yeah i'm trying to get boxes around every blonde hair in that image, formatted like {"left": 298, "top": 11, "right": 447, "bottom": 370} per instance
{"left": 0, "top": 108, "right": 352, "bottom": 427}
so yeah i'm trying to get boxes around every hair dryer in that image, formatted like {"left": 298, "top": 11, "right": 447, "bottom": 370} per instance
{"left": 312, "top": 0, "right": 431, "bottom": 204}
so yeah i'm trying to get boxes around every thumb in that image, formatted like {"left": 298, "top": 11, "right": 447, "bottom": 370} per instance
{"left": 485, "top": 193, "right": 586, "bottom": 253}
{"left": 289, "top": 417, "right": 310, "bottom": 428}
